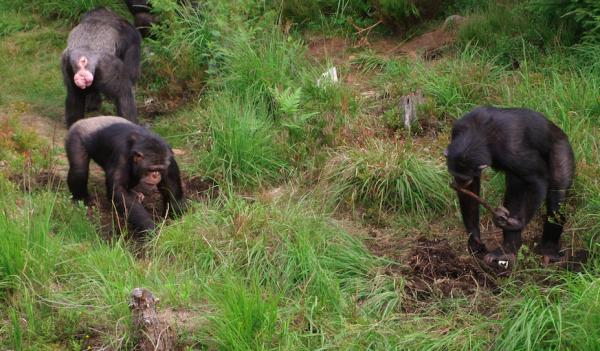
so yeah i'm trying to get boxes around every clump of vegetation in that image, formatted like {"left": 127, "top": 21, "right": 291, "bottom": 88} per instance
{"left": 323, "top": 140, "right": 452, "bottom": 217}
{"left": 199, "top": 94, "right": 289, "bottom": 188}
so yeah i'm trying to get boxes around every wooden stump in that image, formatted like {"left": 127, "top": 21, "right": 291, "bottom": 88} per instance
{"left": 399, "top": 90, "right": 424, "bottom": 129}
{"left": 130, "top": 288, "right": 174, "bottom": 351}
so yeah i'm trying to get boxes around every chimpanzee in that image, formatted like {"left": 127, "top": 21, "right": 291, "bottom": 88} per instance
{"left": 123, "top": 0, "right": 156, "bottom": 38}
{"left": 66, "top": 116, "right": 185, "bottom": 234}
{"left": 445, "top": 106, "right": 575, "bottom": 268}
{"left": 61, "top": 7, "right": 141, "bottom": 127}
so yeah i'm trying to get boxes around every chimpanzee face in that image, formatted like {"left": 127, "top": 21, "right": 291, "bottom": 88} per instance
{"left": 444, "top": 145, "right": 489, "bottom": 187}
{"left": 447, "top": 157, "right": 486, "bottom": 186}
{"left": 131, "top": 139, "right": 171, "bottom": 190}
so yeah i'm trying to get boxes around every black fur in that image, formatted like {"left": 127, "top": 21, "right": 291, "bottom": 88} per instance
{"left": 66, "top": 116, "right": 185, "bottom": 234}
{"left": 124, "top": 0, "right": 156, "bottom": 38}
{"left": 61, "top": 8, "right": 141, "bottom": 127}
{"left": 446, "top": 106, "right": 575, "bottom": 264}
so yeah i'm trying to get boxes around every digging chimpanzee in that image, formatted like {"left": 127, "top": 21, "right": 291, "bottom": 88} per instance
{"left": 445, "top": 106, "right": 575, "bottom": 268}
{"left": 61, "top": 7, "right": 141, "bottom": 127}
{"left": 124, "top": 0, "right": 156, "bottom": 38}
{"left": 66, "top": 116, "right": 185, "bottom": 234}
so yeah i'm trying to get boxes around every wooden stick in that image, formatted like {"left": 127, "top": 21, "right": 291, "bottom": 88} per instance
{"left": 449, "top": 182, "right": 495, "bottom": 213}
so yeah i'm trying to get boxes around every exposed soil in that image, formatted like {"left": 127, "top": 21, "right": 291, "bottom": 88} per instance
{"left": 404, "top": 237, "right": 498, "bottom": 299}
{"left": 9, "top": 168, "right": 62, "bottom": 192}
{"left": 395, "top": 15, "right": 466, "bottom": 59}
{"left": 183, "top": 175, "right": 219, "bottom": 202}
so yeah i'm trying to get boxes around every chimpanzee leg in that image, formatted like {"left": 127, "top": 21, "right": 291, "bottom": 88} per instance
{"left": 114, "top": 84, "right": 138, "bottom": 123}
{"left": 123, "top": 43, "right": 141, "bottom": 83}
{"left": 98, "top": 58, "right": 138, "bottom": 123}
{"left": 85, "top": 90, "right": 102, "bottom": 112}
{"left": 485, "top": 174, "right": 547, "bottom": 265}
{"left": 66, "top": 135, "right": 91, "bottom": 204}
{"left": 455, "top": 176, "right": 486, "bottom": 253}
{"left": 65, "top": 86, "right": 86, "bottom": 127}
{"left": 160, "top": 157, "right": 186, "bottom": 217}
{"left": 107, "top": 178, "right": 155, "bottom": 234}
{"left": 537, "top": 139, "right": 575, "bottom": 260}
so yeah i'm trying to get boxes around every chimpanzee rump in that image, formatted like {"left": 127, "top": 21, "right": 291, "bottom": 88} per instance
{"left": 61, "top": 7, "right": 141, "bottom": 127}
{"left": 445, "top": 106, "right": 575, "bottom": 267}
{"left": 66, "top": 116, "right": 185, "bottom": 234}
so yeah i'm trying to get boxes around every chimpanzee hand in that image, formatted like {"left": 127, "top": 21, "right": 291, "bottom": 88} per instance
{"left": 468, "top": 234, "right": 487, "bottom": 254}
{"left": 493, "top": 206, "right": 522, "bottom": 230}
{"left": 484, "top": 248, "right": 516, "bottom": 270}
{"left": 135, "top": 191, "right": 145, "bottom": 203}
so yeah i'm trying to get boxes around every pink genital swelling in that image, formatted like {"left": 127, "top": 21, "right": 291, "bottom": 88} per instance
{"left": 74, "top": 69, "right": 93, "bottom": 89}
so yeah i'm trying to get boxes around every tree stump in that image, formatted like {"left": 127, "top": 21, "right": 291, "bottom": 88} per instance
{"left": 130, "top": 288, "right": 174, "bottom": 351}
{"left": 399, "top": 90, "right": 424, "bottom": 129}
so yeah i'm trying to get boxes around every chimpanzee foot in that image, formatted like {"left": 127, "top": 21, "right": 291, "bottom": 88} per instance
{"left": 468, "top": 234, "right": 487, "bottom": 254}
{"left": 483, "top": 249, "right": 516, "bottom": 270}
{"left": 534, "top": 242, "right": 562, "bottom": 265}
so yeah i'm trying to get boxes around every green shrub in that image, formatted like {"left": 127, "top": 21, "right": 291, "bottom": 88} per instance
{"left": 529, "top": 0, "right": 600, "bottom": 43}
{"left": 324, "top": 140, "right": 453, "bottom": 216}
{"left": 199, "top": 94, "right": 289, "bottom": 188}
{"left": 458, "top": 1, "right": 563, "bottom": 65}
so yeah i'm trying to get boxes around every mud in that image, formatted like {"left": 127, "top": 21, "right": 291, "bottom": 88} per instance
{"left": 9, "top": 169, "right": 62, "bottom": 192}
{"left": 404, "top": 238, "right": 498, "bottom": 298}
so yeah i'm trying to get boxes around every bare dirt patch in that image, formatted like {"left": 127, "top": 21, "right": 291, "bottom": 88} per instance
{"left": 183, "top": 175, "right": 219, "bottom": 202}
{"left": 404, "top": 237, "right": 498, "bottom": 298}
{"left": 393, "top": 15, "right": 466, "bottom": 59}
{"left": 9, "top": 168, "right": 62, "bottom": 192}
{"left": 306, "top": 35, "right": 350, "bottom": 65}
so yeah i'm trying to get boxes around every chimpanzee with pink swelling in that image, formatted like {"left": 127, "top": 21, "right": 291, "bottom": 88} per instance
{"left": 61, "top": 7, "right": 141, "bottom": 127}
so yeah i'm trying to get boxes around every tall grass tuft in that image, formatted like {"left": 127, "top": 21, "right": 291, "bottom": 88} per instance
{"left": 213, "top": 27, "right": 308, "bottom": 113}
{"left": 0, "top": 185, "right": 60, "bottom": 296}
{"left": 208, "top": 277, "right": 279, "bottom": 350}
{"left": 199, "top": 94, "right": 289, "bottom": 188}
{"left": 496, "top": 270, "right": 600, "bottom": 350}
{"left": 323, "top": 140, "right": 453, "bottom": 217}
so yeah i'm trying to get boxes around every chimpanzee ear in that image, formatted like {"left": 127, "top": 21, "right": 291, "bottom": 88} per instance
{"left": 478, "top": 164, "right": 489, "bottom": 170}
{"left": 127, "top": 132, "right": 139, "bottom": 149}
{"left": 132, "top": 151, "right": 144, "bottom": 164}
{"left": 443, "top": 148, "right": 449, "bottom": 158}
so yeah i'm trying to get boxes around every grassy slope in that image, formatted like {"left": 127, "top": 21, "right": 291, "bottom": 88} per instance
{"left": 1, "top": 2, "right": 600, "bottom": 351}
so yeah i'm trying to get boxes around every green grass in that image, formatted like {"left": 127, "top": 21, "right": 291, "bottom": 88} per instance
{"left": 323, "top": 140, "right": 453, "bottom": 218}
{"left": 1, "top": 1, "right": 600, "bottom": 349}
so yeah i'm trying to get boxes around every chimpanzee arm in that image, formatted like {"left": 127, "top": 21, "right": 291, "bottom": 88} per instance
{"left": 106, "top": 169, "right": 155, "bottom": 233}
{"left": 455, "top": 176, "right": 485, "bottom": 253}
{"left": 160, "top": 156, "right": 186, "bottom": 217}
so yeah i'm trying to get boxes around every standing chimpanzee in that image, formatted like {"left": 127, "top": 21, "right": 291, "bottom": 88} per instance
{"left": 445, "top": 106, "right": 575, "bottom": 268}
{"left": 61, "top": 8, "right": 141, "bottom": 127}
{"left": 123, "top": 0, "right": 156, "bottom": 38}
{"left": 66, "top": 116, "right": 185, "bottom": 234}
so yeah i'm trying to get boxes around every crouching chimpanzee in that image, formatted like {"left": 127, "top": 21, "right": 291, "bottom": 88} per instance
{"left": 61, "top": 8, "right": 141, "bottom": 127}
{"left": 66, "top": 116, "right": 185, "bottom": 234}
{"left": 445, "top": 106, "right": 575, "bottom": 268}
